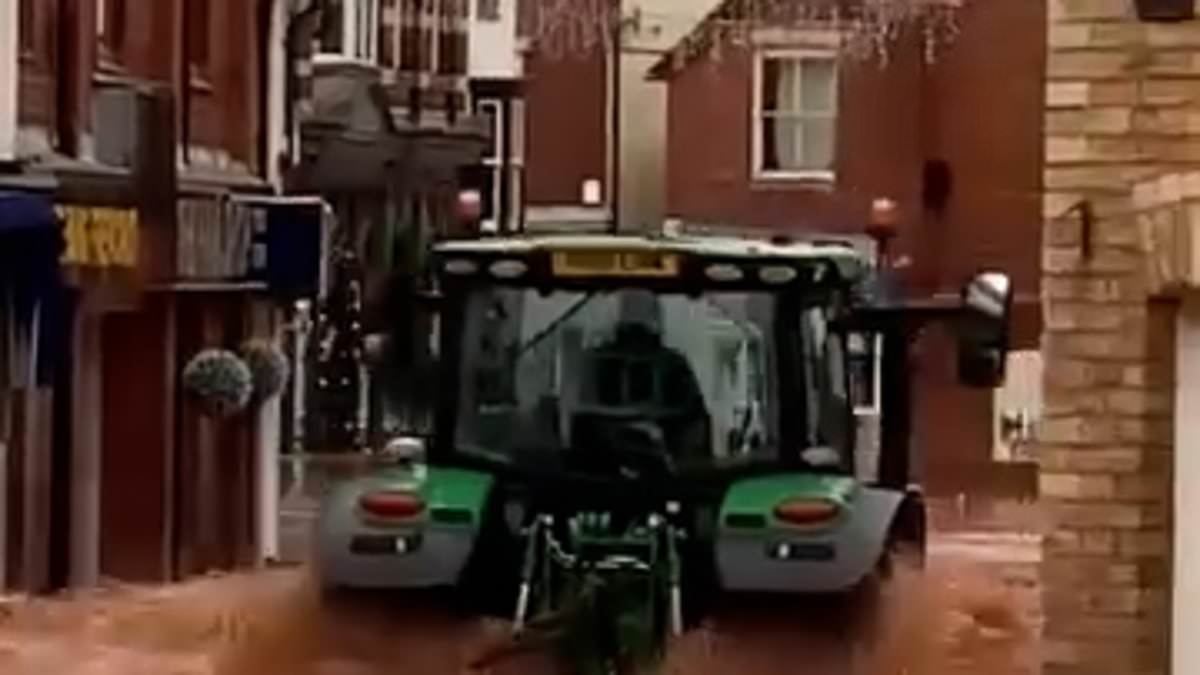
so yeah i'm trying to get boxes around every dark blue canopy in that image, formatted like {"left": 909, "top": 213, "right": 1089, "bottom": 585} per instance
{"left": 0, "top": 190, "right": 57, "bottom": 233}
{"left": 0, "top": 191, "right": 66, "bottom": 388}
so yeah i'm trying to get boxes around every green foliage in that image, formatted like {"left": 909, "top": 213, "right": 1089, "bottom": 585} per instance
{"left": 240, "top": 338, "right": 290, "bottom": 403}
{"left": 182, "top": 348, "right": 253, "bottom": 418}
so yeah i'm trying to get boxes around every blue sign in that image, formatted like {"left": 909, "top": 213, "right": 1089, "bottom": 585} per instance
{"left": 238, "top": 196, "right": 327, "bottom": 301}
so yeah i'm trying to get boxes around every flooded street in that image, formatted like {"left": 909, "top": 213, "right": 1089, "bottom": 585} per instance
{"left": 0, "top": 508, "right": 1041, "bottom": 675}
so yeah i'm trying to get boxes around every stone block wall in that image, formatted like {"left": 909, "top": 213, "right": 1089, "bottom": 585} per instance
{"left": 1040, "top": 2, "right": 1200, "bottom": 673}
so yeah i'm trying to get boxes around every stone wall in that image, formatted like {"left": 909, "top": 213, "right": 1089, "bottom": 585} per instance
{"left": 1040, "top": 2, "right": 1200, "bottom": 673}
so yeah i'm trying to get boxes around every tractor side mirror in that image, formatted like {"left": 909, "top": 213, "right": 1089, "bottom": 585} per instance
{"left": 956, "top": 271, "right": 1013, "bottom": 388}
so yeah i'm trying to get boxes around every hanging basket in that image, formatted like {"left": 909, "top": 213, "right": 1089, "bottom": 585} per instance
{"left": 240, "top": 339, "right": 291, "bottom": 403}
{"left": 182, "top": 349, "right": 254, "bottom": 418}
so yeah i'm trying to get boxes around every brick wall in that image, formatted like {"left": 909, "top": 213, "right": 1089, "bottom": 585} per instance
{"left": 523, "top": 46, "right": 609, "bottom": 206}
{"left": 1039, "top": 2, "right": 1200, "bottom": 672}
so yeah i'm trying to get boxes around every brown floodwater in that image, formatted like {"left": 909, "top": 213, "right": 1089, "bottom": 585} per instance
{"left": 0, "top": 528, "right": 1039, "bottom": 675}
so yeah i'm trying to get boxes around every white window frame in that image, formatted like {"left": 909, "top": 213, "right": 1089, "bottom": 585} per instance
{"left": 509, "top": 98, "right": 525, "bottom": 231}
{"left": 750, "top": 48, "right": 838, "bottom": 183}
{"left": 315, "top": 0, "right": 380, "bottom": 64}
{"left": 475, "top": 0, "right": 501, "bottom": 22}
{"left": 477, "top": 97, "right": 525, "bottom": 233}
{"left": 848, "top": 332, "right": 882, "bottom": 417}
{"left": 479, "top": 98, "right": 503, "bottom": 232}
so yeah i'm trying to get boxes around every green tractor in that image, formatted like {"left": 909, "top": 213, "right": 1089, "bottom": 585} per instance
{"left": 314, "top": 231, "right": 1012, "bottom": 674}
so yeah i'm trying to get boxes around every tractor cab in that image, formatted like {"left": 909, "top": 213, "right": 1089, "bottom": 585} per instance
{"left": 385, "top": 233, "right": 1010, "bottom": 496}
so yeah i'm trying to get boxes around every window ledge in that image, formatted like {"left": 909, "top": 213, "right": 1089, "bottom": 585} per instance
{"left": 189, "top": 74, "right": 214, "bottom": 94}
{"left": 312, "top": 52, "right": 378, "bottom": 68}
{"left": 750, "top": 170, "right": 836, "bottom": 190}
{"left": 94, "top": 58, "right": 127, "bottom": 80}
{"left": 92, "top": 68, "right": 136, "bottom": 87}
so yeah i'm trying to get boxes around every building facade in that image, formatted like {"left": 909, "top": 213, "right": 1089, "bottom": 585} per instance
{"left": 648, "top": 0, "right": 1047, "bottom": 498}
{"left": 515, "top": 0, "right": 711, "bottom": 233}
{"left": 1038, "top": 1, "right": 1200, "bottom": 673}
{"left": 0, "top": 0, "right": 310, "bottom": 591}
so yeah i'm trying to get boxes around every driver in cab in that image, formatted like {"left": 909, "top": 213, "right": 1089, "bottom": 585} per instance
{"left": 571, "top": 293, "right": 710, "bottom": 466}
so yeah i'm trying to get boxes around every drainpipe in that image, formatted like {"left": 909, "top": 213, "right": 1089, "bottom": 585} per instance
{"left": 180, "top": 0, "right": 192, "bottom": 163}
{"left": 607, "top": 0, "right": 622, "bottom": 234}
{"left": 0, "top": 0, "right": 16, "bottom": 162}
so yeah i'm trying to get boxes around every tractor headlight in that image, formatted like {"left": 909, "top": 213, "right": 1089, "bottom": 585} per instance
{"left": 704, "top": 264, "right": 743, "bottom": 282}
{"left": 489, "top": 259, "right": 528, "bottom": 279}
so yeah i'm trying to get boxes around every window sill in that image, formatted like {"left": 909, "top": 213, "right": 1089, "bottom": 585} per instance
{"left": 94, "top": 57, "right": 126, "bottom": 79}
{"left": 750, "top": 170, "right": 836, "bottom": 190}
{"left": 92, "top": 67, "right": 136, "bottom": 87}
{"left": 189, "top": 75, "right": 214, "bottom": 94}
{"left": 312, "top": 52, "right": 378, "bottom": 68}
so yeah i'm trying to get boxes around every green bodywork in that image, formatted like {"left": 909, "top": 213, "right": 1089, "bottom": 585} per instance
{"left": 720, "top": 473, "right": 859, "bottom": 529}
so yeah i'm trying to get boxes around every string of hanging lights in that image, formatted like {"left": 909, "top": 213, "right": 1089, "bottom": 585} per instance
{"left": 522, "top": 0, "right": 964, "bottom": 68}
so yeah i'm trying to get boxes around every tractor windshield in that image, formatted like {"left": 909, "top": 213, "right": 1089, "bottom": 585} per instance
{"left": 453, "top": 286, "right": 790, "bottom": 470}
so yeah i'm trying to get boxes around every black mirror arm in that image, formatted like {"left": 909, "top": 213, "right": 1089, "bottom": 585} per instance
{"left": 834, "top": 298, "right": 965, "bottom": 335}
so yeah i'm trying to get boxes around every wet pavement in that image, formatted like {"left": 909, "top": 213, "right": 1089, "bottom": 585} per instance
{"left": 0, "top": 501, "right": 1041, "bottom": 675}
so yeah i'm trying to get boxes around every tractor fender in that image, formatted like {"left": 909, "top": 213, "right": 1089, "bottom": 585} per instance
{"left": 715, "top": 485, "right": 906, "bottom": 594}
{"left": 314, "top": 466, "right": 495, "bottom": 591}
{"left": 838, "top": 486, "right": 908, "bottom": 583}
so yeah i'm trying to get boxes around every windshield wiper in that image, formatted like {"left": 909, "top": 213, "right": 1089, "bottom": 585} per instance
{"left": 511, "top": 291, "right": 598, "bottom": 358}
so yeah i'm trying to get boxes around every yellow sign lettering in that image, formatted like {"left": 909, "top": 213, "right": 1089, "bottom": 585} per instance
{"left": 57, "top": 205, "right": 139, "bottom": 268}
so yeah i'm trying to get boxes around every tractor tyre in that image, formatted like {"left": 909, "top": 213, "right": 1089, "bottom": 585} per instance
{"left": 881, "top": 491, "right": 928, "bottom": 578}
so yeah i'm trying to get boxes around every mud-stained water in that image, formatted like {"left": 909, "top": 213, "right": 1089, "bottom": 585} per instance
{"left": 0, "top": 531, "right": 1039, "bottom": 675}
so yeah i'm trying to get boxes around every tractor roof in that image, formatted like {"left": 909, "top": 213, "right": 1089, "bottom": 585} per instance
{"left": 433, "top": 232, "right": 872, "bottom": 282}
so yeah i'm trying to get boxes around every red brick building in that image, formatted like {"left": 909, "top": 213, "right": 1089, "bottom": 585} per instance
{"left": 2, "top": 0, "right": 289, "bottom": 592}
{"left": 517, "top": 6, "right": 612, "bottom": 229}
{"left": 645, "top": 0, "right": 1047, "bottom": 498}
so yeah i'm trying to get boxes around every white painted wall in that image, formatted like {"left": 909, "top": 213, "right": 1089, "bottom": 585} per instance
{"left": 1175, "top": 295, "right": 1200, "bottom": 674}
{"left": 618, "top": 0, "right": 717, "bottom": 231}
{"left": 266, "top": 0, "right": 290, "bottom": 190}
{"left": 469, "top": 0, "right": 522, "bottom": 79}
{"left": 0, "top": 0, "right": 19, "bottom": 161}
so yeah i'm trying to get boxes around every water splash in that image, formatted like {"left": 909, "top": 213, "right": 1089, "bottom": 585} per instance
{"left": 0, "top": 532, "right": 1037, "bottom": 675}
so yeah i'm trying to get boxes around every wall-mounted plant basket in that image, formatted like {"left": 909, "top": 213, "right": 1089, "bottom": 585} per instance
{"left": 182, "top": 348, "right": 254, "bottom": 419}
{"left": 1136, "top": 0, "right": 1195, "bottom": 22}
{"left": 240, "top": 339, "right": 290, "bottom": 404}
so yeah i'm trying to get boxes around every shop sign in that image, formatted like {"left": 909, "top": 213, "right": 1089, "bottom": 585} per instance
{"left": 57, "top": 205, "right": 139, "bottom": 268}
{"left": 176, "top": 197, "right": 264, "bottom": 281}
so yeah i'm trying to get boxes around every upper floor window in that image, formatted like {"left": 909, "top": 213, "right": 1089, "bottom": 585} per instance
{"left": 476, "top": 0, "right": 500, "bottom": 21}
{"left": 847, "top": 332, "right": 881, "bottom": 416}
{"left": 96, "top": 0, "right": 127, "bottom": 68}
{"left": 318, "top": 0, "right": 380, "bottom": 63}
{"left": 476, "top": 98, "right": 525, "bottom": 233}
{"left": 752, "top": 50, "right": 837, "bottom": 181}
{"left": 379, "top": 0, "right": 466, "bottom": 74}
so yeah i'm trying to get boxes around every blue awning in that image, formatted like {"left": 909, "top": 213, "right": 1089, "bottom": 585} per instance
{"left": 0, "top": 190, "right": 57, "bottom": 235}
{"left": 0, "top": 191, "right": 65, "bottom": 389}
{"left": 0, "top": 191, "right": 62, "bottom": 303}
